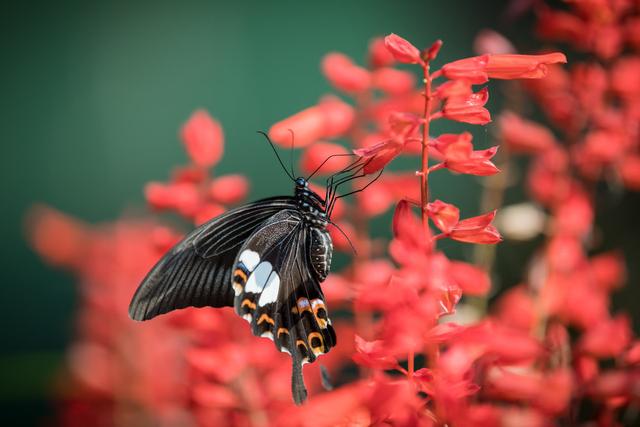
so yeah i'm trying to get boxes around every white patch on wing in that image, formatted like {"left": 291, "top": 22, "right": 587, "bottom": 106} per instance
{"left": 281, "top": 347, "right": 291, "bottom": 355}
{"left": 261, "top": 331, "right": 274, "bottom": 340}
{"left": 239, "top": 249, "right": 260, "bottom": 271}
{"left": 232, "top": 282, "right": 243, "bottom": 296}
{"left": 311, "top": 299, "right": 324, "bottom": 309}
{"left": 242, "top": 313, "right": 253, "bottom": 323}
{"left": 258, "top": 272, "right": 280, "bottom": 306}
{"left": 244, "top": 261, "right": 272, "bottom": 293}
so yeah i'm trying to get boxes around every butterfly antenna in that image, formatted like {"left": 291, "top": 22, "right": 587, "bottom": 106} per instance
{"left": 328, "top": 220, "right": 358, "bottom": 255}
{"left": 257, "top": 131, "right": 295, "bottom": 181}
{"left": 287, "top": 129, "right": 296, "bottom": 179}
{"left": 307, "top": 153, "right": 359, "bottom": 181}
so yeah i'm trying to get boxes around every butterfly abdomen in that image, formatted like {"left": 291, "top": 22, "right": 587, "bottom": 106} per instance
{"left": 308, "top": 227, "right": 332, "bottom": 282}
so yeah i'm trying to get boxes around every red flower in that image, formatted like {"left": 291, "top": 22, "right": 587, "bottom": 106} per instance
{"left": 441, "top": 55, "right": 489, "bottom": 84}
{"left": 384, "top": 33, "right": 423, "bottom": 64}
{"left": 353, "top": 113, "right": 422, "bottom": 173}
{"left": 486, "top": 52, "right": 567, "bottom": 79}
{"left": 300, "top": 142, "right": 350, "bottom": 176}
{"left": 498, "top": 111, "right": 556, "bottom": 154}
{"left": 450, "top": 211, "right": 501, "bottom": 244}
{"left": 352, "top": 335, "right": 401, "bottom": 370}
{"left": 431, "top": 132, "right": 500, "bottom": 175}
{"left": 269, "top": 96, "right": 355, "bottom": 147}
{"left": 181, "top": 110, "right": 224, "bottom": 168}
{"left": 426, "top": 200, "right": 459, "bottom": 233}
{"left": 448, "top": 261, "right": 491, "bottom": 296}
{"left": 441, "top": 52, "right": 566, "bottom": 83}
{"left": 579, "top": 315, "right": 632, "bottom": 358}
{"left": 427, "top": 200, "right": 502, "bottom": 244}
{"left": 369, "top": 37, "right": 395, "bottom": 67}
{"left": 209, "top": 174, "right": 249, "bottom": 204}
{"left": 442, "top": 88, "right": 491, "bottom": 125}
{"left": 372, "top": 67, "right": 415, "bottom": 96}
{"left": 322, "top": 52, "right": 372, "bottom": 94}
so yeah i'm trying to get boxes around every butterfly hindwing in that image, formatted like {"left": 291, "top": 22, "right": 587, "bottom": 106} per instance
{"left": 128, "top": 197, "right": 296, "bottom": 321}
{"left": 232, "top": 210, "right": 336, "bottom": 404}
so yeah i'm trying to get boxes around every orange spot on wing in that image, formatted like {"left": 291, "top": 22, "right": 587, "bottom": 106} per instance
{"left": 257, "top": 313, "right": 275, "bottom": 325}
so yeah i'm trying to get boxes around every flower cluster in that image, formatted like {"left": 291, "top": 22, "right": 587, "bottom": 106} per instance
{"left": 28, "top": 8, "right": 640, "bottom": 427}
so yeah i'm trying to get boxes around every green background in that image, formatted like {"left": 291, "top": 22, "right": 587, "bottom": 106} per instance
{"left": 3, "top": 0, "right": 639, "bottom": 425}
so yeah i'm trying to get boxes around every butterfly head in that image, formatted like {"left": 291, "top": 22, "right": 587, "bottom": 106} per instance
{"left": 294, "top": 177, "right": 308, "bottom": 188}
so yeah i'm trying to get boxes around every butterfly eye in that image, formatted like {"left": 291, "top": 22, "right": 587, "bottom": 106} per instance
{"left": 295, "top": 177, "right": 307, "bottom": 187}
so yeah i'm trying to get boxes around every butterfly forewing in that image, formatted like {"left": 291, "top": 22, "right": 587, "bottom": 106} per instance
{"left": 128, "top": 197, "right": 296, "bottom": 321}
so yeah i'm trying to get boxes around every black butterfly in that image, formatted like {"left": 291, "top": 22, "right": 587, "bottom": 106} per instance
{"left": 128, "top": 133, "right": 381, "bottom": 405}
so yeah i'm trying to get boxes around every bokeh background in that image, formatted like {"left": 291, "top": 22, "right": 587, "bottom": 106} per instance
{"left": 3, "top": 0, "right": 640, "bottom": 425}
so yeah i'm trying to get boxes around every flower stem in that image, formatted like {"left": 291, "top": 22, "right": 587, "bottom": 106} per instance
{"left": 420, "top": 63, "right": 433, "bottom": 236}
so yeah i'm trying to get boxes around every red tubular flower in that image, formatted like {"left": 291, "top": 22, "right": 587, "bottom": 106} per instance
{"left": 354, "top": 113, "right": 422, "bottom": 173}
{"left": 427, "top": 200, "right": 501, "bottom": 244}
{"left": 209, "top": 174, "right": 249, "bottom": 204}
{"left": 440, "top": 52, "right": 566, "bottom": 83}
{"left": 269, "top": 96, "right": 355, "bottom": 147}
{"left": 181, "top": 110, "right": 224, "bottom": 168}
{"left": 449, "top": 211, "right": 502, "bottom": 244}
{"left": 448, "top": 261, "right": 491, "bottom": 296}
{"left": 322, "top": 52, "right": 372, "bottom": 94}
{"left": 369, "top": 37, "right": 395, "bottom": 68}
{"left": 432, "top": 132, "right": 499, "bottom": 175}
{"left": 441, "top": 55, "right": 490, "bottom": 84}
{"left": 426, "top": 200, "right": 459, "bottom": 233}
{"left": 498, "top": 111, "right": 557, "bottom": 154}
{"left": 384, "top": 33, "right": 423, "bottom": 64}
{"left": 578, "top": 315, "right": 632, "bottom": 358}
{"left": 300, "top": 141, "right": 350, "bottom": 176}
{"left": 372, "top": 67, "right": 415, "bottom": 96}
{"left": 442, "top": 88, "right": 492, "bottom": 125}
{"left": 486, "top": 52, "right": 567, "bottom": 79}
{"left": 352, "top": 335, "right": 401, "bottom": 370}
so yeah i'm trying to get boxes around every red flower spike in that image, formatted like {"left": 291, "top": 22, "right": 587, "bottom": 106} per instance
{"left": 498, "top": 111, "right": 557, "bottom": 154}
{"left": 322, "top": 52, "right": 372, "bottom": 94}
{"left": 209, "top": 174, "right": 249, "bottom": 205}
{"left": 442, "top": 87, "right": 492, "bottom": 125}
{"left": 441, "top": 55, "right": 490, "bottom": 84}
{"left": 450, "top": 210, "right": 502, "bottom": 244}
{"left": 384, "top": 33, "right": 423, "bottom": 64}
{"left": 426, "top": 200, "right": 460, "bottom": 233}
{"left": 300, "top": 142, "right": 350, "bottom": 176}
{"left": 486, "top": 52, "right": 567, "bottom": 79}
{"left": 181, "top": 110, "right": 224, "bottom": 168}
{"left": 369, "top": 37, "right": 395, "bottom": 68}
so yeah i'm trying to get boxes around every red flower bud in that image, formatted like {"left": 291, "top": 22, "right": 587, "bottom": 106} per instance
{"left": 322, "top": 52, "right": 372, "bottom": 94}
{"left": 384, "top": 33, "right": 423, "bottom": 64}
{"left": 181, "top": 110, "right": 224, "bottom": 168}
{"left": 209, "top": 174, "right": 249, "bottom": 205}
